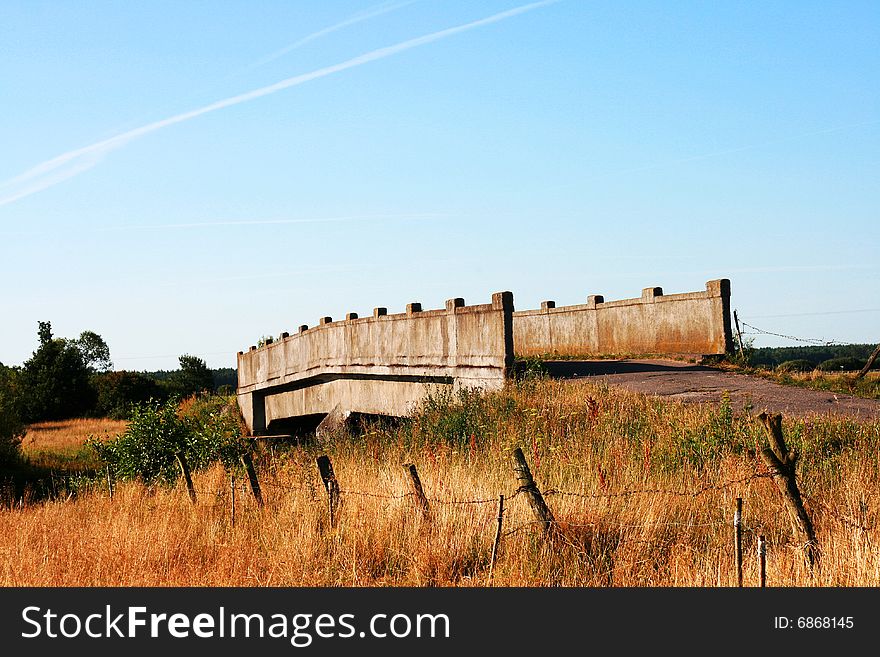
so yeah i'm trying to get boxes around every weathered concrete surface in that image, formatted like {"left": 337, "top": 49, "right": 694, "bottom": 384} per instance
{"left": 237, "top": 292, "right": 514, "bottom": 433}
{"left": 548, "top": 359, "right": 880, "bottom": 421}
{"left": 513, "top": 279, "right": 733, "bottom": 358}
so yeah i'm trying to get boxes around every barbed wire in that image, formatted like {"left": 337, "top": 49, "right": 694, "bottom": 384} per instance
{"left": 542, "top": 472, "right": 774, "bottom": 500}
{"left": 340, "top": 489, "right": 413, "bottom": 500}
{"left": 502, "top": 517, "right": 726, "bottom": 538}
{"left": 739, "top": 321, "right": 841, "bottom": 346}
{"left": 803, "top": 494, "right": 874, "bottom": 533}
{"left": 428, "top": 495, "right": 504, "bottom": 505}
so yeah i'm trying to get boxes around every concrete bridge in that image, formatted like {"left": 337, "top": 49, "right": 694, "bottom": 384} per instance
{"left": 236, "top": 280, "right": 731, "bottom": 434}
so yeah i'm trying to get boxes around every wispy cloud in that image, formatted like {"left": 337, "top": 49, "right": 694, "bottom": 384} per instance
{"left": 0, "top": 0, "right": 558, "bottom": 209}
{"left": 244, "top": 1, "right": 417, "bottom": 72}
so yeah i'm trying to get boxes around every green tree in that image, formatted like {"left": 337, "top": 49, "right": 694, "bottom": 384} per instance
{"left": 19, "top": 321, "right": 93, "bottom": 421}
{"left": 164, "top": 354, "right": 214, "bottom": 399}
{"left": 91, "top": 370, "right": 166, "bottom": 419}
{"left": 72, "top": 330, "right": 113, "bottom": 372}
{"left": 0, "top": 364, "right": 25, "bottom": 468}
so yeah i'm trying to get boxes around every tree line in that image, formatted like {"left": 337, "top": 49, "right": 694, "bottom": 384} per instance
{"left": 747, "top": 344, "right": 880, "bottom": 371}
{"left": 0, "top": 321, "right": 236, "bottom": 468}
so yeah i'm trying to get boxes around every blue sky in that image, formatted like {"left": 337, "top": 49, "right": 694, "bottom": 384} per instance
{"left": 1, "top": 0, "right": 878, "bottom": 370}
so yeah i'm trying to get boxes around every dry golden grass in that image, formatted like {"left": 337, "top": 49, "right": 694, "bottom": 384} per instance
{"left": 21, "top": 418, "right": 127, "bottom": 472}
{"left": 22, "top": 418, "right": 127, "bottom": 455}
{"left": 1, "top": 381, "right": 878, "bottom": 587}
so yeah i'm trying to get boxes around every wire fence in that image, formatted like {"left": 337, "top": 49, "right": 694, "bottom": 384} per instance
{"left": 738, "top": 320, "right": 843, "bottom": 347}
{"left": 10, "top": 428, "right": 876, "bottom": 589}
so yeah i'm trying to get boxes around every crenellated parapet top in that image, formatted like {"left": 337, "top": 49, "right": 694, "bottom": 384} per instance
{"left": 239, "top": 291, "right": 513, "bottom": 356}
{"left": 237, "top": 292, "right": 514, "bottom": 393}
{"left": 512, "top": 279, "right": 730, "bottom": 317}
{"left": 511, "top": 279, "right": 732, "bottom": 357}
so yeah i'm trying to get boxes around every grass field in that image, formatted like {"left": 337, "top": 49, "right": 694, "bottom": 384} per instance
{"left": 1, "top": 380, "right": 878, "bottom": 586}
{"left": 20, "top": 418, "right": 126, "bottom": 472}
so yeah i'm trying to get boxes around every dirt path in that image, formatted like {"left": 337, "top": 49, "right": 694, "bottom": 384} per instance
{"left": 545, "top": 359, "right": 880, "bottom": 421}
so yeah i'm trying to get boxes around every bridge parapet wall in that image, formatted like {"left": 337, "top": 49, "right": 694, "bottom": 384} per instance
{"left": 237, "top": 292, "right": 513, "bottom": 433}
{"left": 512, "top": 279, "right": 732, "bottom": 357}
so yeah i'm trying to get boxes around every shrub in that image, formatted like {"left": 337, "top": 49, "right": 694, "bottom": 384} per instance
{"left": 512, "top": 356, "right": 548, "bottom": 381}
{"left": 777, "top": 359, "right": 815, "bottom": 373}
{"left": 89, "top": 396, "right": 247, "bottom": 485}
{"left": 817, "top": 357, "right": 864, "bottom": 372}
{"left": 408, "top": 387, "right": 494, "bottom": 446}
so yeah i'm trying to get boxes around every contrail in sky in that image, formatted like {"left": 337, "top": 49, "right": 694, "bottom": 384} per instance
{"left": 244, "top": 1, "right": 417, "bottom": 72}
{"left": 0, "top": 0, "right": 557, "bottom": 209}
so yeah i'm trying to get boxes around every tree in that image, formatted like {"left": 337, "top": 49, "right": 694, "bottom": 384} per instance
{"left": 19, "top": 321, "right": 93, "bottom": 421}
{"left": 164, "top": 354, "right": 214, "bottom": 399}
{"left": 72, "top": 331, "right": 113, "bottom": 372}
{"left": 0, "top": 364, "right": 24, "bottom": 468}
{"left": 91, "top": 370, "right": 166, "bottom": 419}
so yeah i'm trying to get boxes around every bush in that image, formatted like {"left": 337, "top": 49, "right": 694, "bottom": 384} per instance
{"left": 408, "top": 386, "right": 494, "bottom": 446}
{"left": 817, "top": 357, "right": 864, "bottom": 372}
{"left": 89, "top": 396, "right": 246, "bottom": 485}
{"left": 777, "top": 359, "right": 815, "bottom": 373}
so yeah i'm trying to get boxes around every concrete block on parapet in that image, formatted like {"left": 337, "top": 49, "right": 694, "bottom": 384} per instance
{"left": 706, "top": 279, "right": 731, "bottom": 297}
{"left": 642, "top": 287, "right": 663, "bottom": 302}
{"left": 406, "top": 303, "right": 422, "bottom": 315}
{"left": 446, "top": 298, "right": 465, "bottom": 311}
{"left": 491, "top": 291, "right": 514, "bottom": 311}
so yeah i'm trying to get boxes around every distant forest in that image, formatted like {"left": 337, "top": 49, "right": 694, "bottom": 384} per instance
{"left": 143, "top": 367, "right": 237, "bottom": 390}
{"left": 747, "top": 344, "right": 878, "bottom": 368}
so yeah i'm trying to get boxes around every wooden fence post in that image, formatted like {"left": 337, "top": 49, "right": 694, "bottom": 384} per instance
{"left": 758, "top": 413, "right": 819, "bottom": 569}
{"left": 856, "top": 343, "right": 880, "bottom": 379}
{"left": 488, "top": 494, "right": 505, "bottom": 583}
{"left": 511, "top": 447, "right": 555, "bottom": 533}
{"left": 403, "top": 463, "right": 431, "bottom": 522}
{"left": 734, "top": 497, "right": 743, "bottom": 587}
{"left": 758, "top": 535, "right": 767, "bottom": 587}
{"left": 734, "top": 310, "right": 745, "bottom": 359}
{"left": 230, "top": 474, "right": 236, "bottom": 528}
{"left": 316, "top": 455, "right": 340, "bottom": 528}
{"left": 175, "top": 451, "right": 197, "bottom": 504}
{"left": 106, "top": 465, "right": 114, "bottom": 500}
{"left": 241, "top": 452, "right": 264, "bottom": 507}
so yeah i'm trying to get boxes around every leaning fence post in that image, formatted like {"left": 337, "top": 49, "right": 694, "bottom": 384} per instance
{"left": 488, "top": 494, "right": 505, "bottom": 583}
{"left": 175, "top": 451, "right": 197, "bottom": 504}
{"left": 734, "top": 497, "right": 743, "bottom": 587}
{"left": 758, "top": 413, "right": 818, "bottom": 569}
{"left": 403, "top": 463, "right": 431, "bottom": 522}
{"left": 106, "top": 464, "right": 114, "bottom": 501}
{"left": 316, "top": 455, "right": 340, "bottom": 528}
{"left": 758, "top": 535, "right": 767, "bottom": 588}
{"left": 511, "top": 447, "right": 555, "bottom": 533}
{"left": 241, "top": 452, "right": 264, "bottom": 507}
